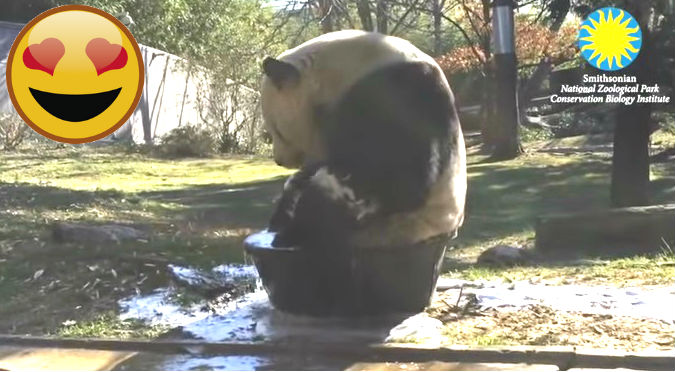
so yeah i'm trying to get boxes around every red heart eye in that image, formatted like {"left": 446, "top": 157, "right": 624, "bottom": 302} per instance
{"left": 86, "top": 38, "right": 128, "bottom": 75}
{"left": 23, "top": 38, "right": 65, "bottom": 76}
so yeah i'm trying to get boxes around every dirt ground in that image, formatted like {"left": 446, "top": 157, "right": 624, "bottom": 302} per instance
{"left": 1, "top": 135, "right": 674, "bottom": 344}
{"left": 427, "top": 290, "right": 675, "bottom": 352}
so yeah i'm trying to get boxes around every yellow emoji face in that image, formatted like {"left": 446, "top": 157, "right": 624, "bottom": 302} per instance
{"left": 6, "top": 5, "right": 144, "bottom": 144}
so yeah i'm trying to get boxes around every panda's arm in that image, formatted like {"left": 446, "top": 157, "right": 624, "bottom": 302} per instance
{"left": 268, "top": 162, "right": 324, "bottom": 232}
{"left": 271, "top": 165, "right": 376, "bottom": 248}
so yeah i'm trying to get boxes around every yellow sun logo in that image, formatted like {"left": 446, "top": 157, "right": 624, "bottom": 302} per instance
{"left": 578, "top": 7, "right": 642, "bottom": 71}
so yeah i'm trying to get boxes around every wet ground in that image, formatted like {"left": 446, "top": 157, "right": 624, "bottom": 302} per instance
{"left": 2, "top": 257, "right": 671, "bottom": 371}
{"left": 2, "top": 265, "right": 673, "bottom": 371}
{"left": 2, "top": 141, "right": 674, "bottom": 370}
{"left": 429, "top": 279, "right": 675, "bottom": 352}
{"left": 433, "top": 278, "right": 675, "bottom": 322}
{"left": 93, "top": 265, "right": 675, "bottom": 370}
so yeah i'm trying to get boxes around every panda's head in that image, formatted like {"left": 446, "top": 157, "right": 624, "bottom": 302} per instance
{"left": 261, "top": 57, "right": 322, "bottom": 168}
{"left": 261, "top": 30, "right": 438, "bottom": 168}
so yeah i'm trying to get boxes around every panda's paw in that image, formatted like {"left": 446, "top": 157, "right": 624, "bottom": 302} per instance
{"left": 309, "top": 166, "right": 379, "bottom": 222}
{"left": 269, "top": 192, "right": 298, "bottom": 231}
{"left": 284, "top": 162, "right": 325, "bottom": 191}
{"left": 271, "top": 230, "right": 295, "bottom": 247}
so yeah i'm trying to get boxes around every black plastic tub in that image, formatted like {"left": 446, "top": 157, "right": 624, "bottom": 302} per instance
{"left": 243, "top": 231, "right": 448, "bottom": 317}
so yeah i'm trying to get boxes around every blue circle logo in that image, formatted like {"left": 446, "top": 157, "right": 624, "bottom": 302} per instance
{"left": 578, "top": 7, "right": 642, "bottom": 71}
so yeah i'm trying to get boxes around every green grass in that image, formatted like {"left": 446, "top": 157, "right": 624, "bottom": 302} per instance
{"left": 56, "top": 313, "right": 169, "bottom": 339}
{"left": 455, "top": 151, "right": 613, "bottom": 254}
{"left": 0, "top": 144, "right": 292, "bottom": 252}
{"left": 0, "top": 144, "right": 291, "bottom": 335}
{"left": 446, "top": 255, "right": 675, "bottom": 286}
{"left": 0, "top": 145, "right": 290, "bottom": 193}
{"left": 451, "top": 132, "right": 675, "bottom": 256}
{"left": 440, "top": 327, "right": 511, "bottom": 347}
{"left": 444, "top": 131, "right": 675, "bottom": 284}
{"left": 471, "top": 335, "right": 510, "bottom": 347}
{"left": 0, "top": 133, "right": 674, "bottom": 337}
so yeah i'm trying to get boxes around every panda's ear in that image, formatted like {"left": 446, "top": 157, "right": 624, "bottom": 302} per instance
{"left": 263, "top": 57, "right": 300, "bottom": 89}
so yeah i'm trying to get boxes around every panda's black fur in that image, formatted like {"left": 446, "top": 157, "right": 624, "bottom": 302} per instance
{"left": 269, "top": 61, "right": 459, "bottom": 249}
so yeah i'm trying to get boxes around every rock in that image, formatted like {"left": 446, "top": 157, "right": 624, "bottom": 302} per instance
{"left": 477, "top": 245, "right": 532, "bottom": 266}
{"left": 535, "top": 204, "right": 675, "bottom": 254}
{"left": 52, "top": 222, "right": 149, "bottom": 244}
{"left": 385, "top": 313, "right": 443, "bottom": 345}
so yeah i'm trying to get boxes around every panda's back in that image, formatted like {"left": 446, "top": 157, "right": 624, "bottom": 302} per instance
{"left": 266, "top": 31, "right": 466, "bottom": 249}
{"left": 278, "top": 31, "right": 443, "bottom": 104}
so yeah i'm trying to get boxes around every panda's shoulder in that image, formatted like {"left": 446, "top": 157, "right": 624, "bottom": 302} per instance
{"left": 273, "top": 31, "right": 446, "bottom": 111}
{"left": 280, "top": 31, "right": 433, "bottom": 67}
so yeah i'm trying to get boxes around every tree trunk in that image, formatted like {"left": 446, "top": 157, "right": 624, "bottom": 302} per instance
{"left": 611, "top": 105, "right": 652, "bottom": 207}
{"left": 431, "top": 0, "right": 444, "bottom": 55}
{"left": 519, "top": 58, "right": 552, "bottom": 111}
{"left": 318, "top": 0, "right": 334, "bottom": 33}
{"left": 518, "top": 0, "right": 570, "bottom": 125}
{"left": 481, "top": 66, "right": 498, "bottom": 148}
{"left": 492, "top": 53, "right": 524, "bottom": 159}
{"left": 479, "top": 0, "right": 497, "bottom": 148}
{"left": 610, "top": 1, "right": 653, "bottom": 207}
{"left": 376, "top": 0, "right": 388, "bottom": 34}
{"left": 490, "top": 0, "right": 523, "bottom": 159}
{"left": 356, "top": 0, "right": 374, "bottom": 31}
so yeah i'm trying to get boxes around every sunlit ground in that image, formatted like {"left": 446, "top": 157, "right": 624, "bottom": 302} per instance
{"left": 0, "top": 131, "right": 673, "bottom": 341}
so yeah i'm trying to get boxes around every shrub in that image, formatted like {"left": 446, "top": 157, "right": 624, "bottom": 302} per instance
{"left": 546, "top": 108, "right": 616, "bottom": 138}
{"left": 155, "top": 125, "right": 216, "bottom": 158}
{"left": 0, "top": 112, "right": 30, "bottom": 151}
{"left": 436, "top": 21, "right": 579, "bottom": 75}
{"left": 655, "top": 112, "right": 675, "bottom": 135}
{"left": 521, "top": 126, "right": 554, "bottom": 143}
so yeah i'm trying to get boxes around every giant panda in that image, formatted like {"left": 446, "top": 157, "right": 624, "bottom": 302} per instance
{"left": 261, "top": 30, "right": 466, "bottom": 251}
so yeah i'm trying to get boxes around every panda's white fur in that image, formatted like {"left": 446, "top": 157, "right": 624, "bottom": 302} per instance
{"left": 351, "top": 159, "right": 466, "bottom": 247}
{"left": 262, "top": 30, "right": 439, "bottom": 168}
{"left": 311, "top": 167, "right": 379, "bottom": 222}
{"left": 262, "top": 30, "right": 466, "bottom": 248}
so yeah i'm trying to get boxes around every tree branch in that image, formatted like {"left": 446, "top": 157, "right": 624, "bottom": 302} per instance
{"left": 390, "top": 0, "right": 424, "bottom": 35}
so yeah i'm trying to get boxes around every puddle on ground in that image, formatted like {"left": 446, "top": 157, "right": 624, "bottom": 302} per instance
{"left": 116, "top": 354, "right": 266, "bottom": 371}
{"left": 168, "top": 264, "right": 259, "bottom": 288}
{"left": 117, "top": 264, "right": 409, "bottom": 370}
{"left": 161, "top": 355, "right": 263, "bottom": 370}
{"left": 437, "top": 278, "right": 675, "bottom": 323}
{"left": 116, "top": 265, "right": 675, "bottom": 370}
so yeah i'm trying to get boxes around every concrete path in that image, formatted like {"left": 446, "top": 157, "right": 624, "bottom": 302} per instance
{"left": 0, "top": 346, "right": 134, "bottom": 371}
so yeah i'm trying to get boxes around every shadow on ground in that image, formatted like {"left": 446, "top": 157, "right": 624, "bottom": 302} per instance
{"left": 455, "top": 153, "right": 675, "bottom": 257}
{"left": 0, "top": 175, "right": 287, "bottom": 335}
{"left": 138, "top": 177, "right": 285, "bottom": 230}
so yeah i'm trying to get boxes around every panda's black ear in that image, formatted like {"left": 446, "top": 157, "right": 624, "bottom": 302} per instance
{"left": 263, "top": 57, "right": 300, "bottom": 89}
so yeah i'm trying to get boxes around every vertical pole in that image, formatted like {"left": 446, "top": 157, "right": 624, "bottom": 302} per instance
{"left": 491, "top": 0, "right": 522, "bottom": 159}
{"left": 140, "top": 48, "right": 152, "bottom": 144}
{"left": 610, "top": 1, "right": 651, "bottom": 207}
